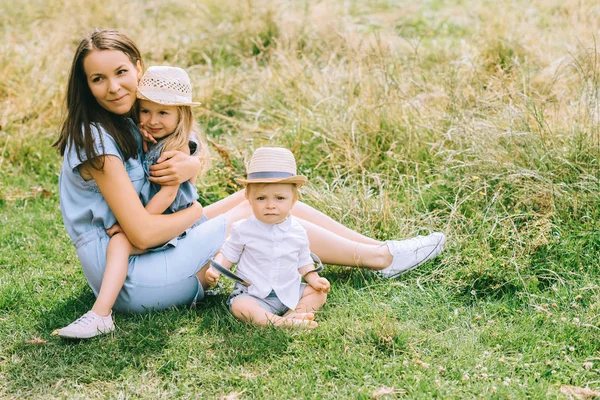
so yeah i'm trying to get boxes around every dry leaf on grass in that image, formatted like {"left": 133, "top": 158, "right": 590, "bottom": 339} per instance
{"left": 372, "top": 387, "right": 406, "bottom": 399}
{"left": 560, "top": 385, "right": 600, "bottom": 399}
{"left": 26, "top": 337, "right": 47, "bottom": 344}
{"left": 220, "top": 390, "right": 246, "bottom": 400}
{"left": 208, "top": 139, "right": 235, "bottom": 169}
{"left": 30, "top": 186, "right": 52, "bottom": 198}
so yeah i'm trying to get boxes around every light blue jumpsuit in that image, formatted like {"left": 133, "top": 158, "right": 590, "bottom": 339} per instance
{"left": 58, "top": 120, "right": 226, "bottom": 313}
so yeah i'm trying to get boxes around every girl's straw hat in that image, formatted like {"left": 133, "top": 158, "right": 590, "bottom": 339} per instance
{"left": 235, "top": 147, "right": 307, "bottom": 187}
{"left": 137, "top": 66, "right": 201, "bottom": 106}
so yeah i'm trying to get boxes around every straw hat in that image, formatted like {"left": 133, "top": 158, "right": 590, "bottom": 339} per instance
{"left": 235, "top": 147, "right": 307, "bottom": 187}
{"left": 137, "top": 66, "right": 201, "bottom": 106}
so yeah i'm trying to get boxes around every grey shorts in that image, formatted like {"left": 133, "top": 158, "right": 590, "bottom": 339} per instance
{"left": 227, "top": 282, "right": 307, "bottom": 316}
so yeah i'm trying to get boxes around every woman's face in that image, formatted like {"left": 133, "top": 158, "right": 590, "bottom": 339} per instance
{"left": 83, "top": 50, "right": 142, "bottom": 115}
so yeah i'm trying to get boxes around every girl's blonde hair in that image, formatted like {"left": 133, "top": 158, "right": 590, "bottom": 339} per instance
{"left": 135, "top": 103, "right": 211, "bottom": 175}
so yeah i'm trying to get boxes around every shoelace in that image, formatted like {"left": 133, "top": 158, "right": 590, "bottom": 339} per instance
{"left": 71, "top": 313, "right": 94, "bottom": 327}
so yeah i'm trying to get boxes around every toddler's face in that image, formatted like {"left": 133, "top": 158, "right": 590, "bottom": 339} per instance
{"left": 247, "top": 183, "right": 296, "bottom": 224}
{"left": 138, "top": 100, "right": 179, "bottom": 139}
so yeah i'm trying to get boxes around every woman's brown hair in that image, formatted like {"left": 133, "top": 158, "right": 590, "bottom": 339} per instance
{"left": 53, "top": 29, "right": 144, "bottom": 168}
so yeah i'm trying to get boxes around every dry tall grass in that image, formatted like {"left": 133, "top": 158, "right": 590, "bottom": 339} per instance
{"left": 2, "top": 0, "right": 600, "bottom": 287}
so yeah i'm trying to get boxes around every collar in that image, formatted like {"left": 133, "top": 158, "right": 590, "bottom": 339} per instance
{"left": 250, "top": 214, "right": 293, "bottom": 232}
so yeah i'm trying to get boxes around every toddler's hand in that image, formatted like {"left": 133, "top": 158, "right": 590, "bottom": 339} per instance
{"left": 205, "top": 266, "right": 220, "bottom": 287}
{"left": 314, "top": 277, "right": 330, "bottom": 293}
{"left": 138, "top": 122, "right": 157, "bottom": 153}
{"left": 106, "top": 223, "right": 124, "bottom": 237}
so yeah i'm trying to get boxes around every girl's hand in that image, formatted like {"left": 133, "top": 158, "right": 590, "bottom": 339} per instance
{"left": 149, "top": 150, "right": 201, "bottom": 186}
{"left": 313, "top": 277, "right": 330, "bottom": 293}
{"left": 106, "top": 223, "right": 124, "bottom": 237}
{"left": 138, "top": 122, "right": 157, "bottom": 153}
{"left": 205, "top": 266, "right": 220, "bottom": 287}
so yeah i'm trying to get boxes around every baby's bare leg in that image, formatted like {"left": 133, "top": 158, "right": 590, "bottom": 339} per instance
{"left": 286, "top": 286, "right": 327, "bottom": 318}
{"left": 231, "top": 297, "right": 318, "bottom": 329}
{"left": 92, "top": 233, "right": 143, "bottom": 317}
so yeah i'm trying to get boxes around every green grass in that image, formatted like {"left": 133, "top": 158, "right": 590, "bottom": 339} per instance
{"left": 1, "top": 0, "right": 600, "bottom": 398}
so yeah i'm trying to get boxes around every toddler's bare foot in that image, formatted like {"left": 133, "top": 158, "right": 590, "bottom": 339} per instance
{"left": 283, "top": 311, "right": 314, "bottom": 320}
{"left": 275, "top": 312, "right": 317, "bottom": 329}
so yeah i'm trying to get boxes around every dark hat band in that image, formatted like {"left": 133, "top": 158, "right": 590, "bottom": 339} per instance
{"left": 247, "top": 171, "right": 295, "bottom": 180}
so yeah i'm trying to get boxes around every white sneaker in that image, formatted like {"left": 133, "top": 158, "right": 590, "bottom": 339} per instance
{"left": 57, "top": 310, "right": 114, "bottom": 339}
{"left": 378, "top": 232, "right": 446, "bottom": 278}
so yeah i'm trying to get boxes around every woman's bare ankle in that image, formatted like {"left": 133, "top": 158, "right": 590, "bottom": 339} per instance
{"left": 91, "top": 305, "right": 112, "bottom": 317}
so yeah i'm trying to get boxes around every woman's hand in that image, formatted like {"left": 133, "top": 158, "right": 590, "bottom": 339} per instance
{"left": 138, "top": 122, "right": 157, "bottom": 153}
{"left": 148, "top": 150, "right": 201, "bottom": 186}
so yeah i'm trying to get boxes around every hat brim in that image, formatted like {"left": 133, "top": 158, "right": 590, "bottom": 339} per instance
{"left": 137, "top": 90, "right": 201, "bottom": 106}
{"left": 235, "top": 175, "right": 306, "bottom": 187}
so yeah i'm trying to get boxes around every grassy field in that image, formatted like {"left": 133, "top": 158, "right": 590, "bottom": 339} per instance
{"left": 1, "top": 0, "right": 600, "bottom": 398}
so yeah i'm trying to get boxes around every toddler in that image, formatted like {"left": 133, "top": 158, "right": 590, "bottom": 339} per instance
{"left": 206, "top": 147, "right": 330, "bottom": 329}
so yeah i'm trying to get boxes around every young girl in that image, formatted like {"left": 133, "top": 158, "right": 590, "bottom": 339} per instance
{"left": 57, "top": 66, "right": 207, "bottom": 339}
{"left": 206, "top": 148, "right": 331, "bottom": 329}
{"left": 54, "top": 29, "right": 445, "bottom": 340}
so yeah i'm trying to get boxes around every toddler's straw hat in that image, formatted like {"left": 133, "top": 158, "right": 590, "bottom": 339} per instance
{"left": 137, "top": 66, "right": 201, "bottom": 106}
{"left": 235, "top": 147, "right": 306, "bottom": 187}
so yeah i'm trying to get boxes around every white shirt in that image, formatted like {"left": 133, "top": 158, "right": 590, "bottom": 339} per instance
{"left": 221, "top": 215, "right": 314, "bottom": 309}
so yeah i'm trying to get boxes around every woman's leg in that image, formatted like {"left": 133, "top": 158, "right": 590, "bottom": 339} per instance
{"left": 298, "top": 219, "right": 391, "bottom": 270}
{"left": 298, "top": 219, "right": 446, "bottom": 274}
{"left": 202, "top": 189, "right": 247, "bottom": 219}
{"left": 205, "top": 190, "right": 381, "bottom": 244}
{"left": 201, "top": 190, "right": 445, "bottom": 275}
{"left": 292, "top": 201, "right": 382, "bottom": 245}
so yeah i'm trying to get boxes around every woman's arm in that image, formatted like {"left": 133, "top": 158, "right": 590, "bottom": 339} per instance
{"left": 146, "top": 143, "right": 199, "bottom": 211}
{"left": 86, "top": 155, "right": 203, "bottom": 249}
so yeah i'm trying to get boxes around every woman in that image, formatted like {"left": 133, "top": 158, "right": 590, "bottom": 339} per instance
{"left": 53, "top": 29, "right": 445, "bottom": 338}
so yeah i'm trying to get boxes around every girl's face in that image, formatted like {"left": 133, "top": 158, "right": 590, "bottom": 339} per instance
{"left": 246, "top": 183, "right": 297, "bottom": 225}
{"left": 83, "top": 50, "right": 142, "bottom": 115}
{"left": 138, "top": 100, "right": 180, "bottom": 140}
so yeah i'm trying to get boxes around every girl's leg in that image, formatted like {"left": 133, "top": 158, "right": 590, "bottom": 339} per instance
{"left": 231, "top": 297, "right": 318, "bottom": 329}
{"left": 57, "top": 233, "right": 144, "bottom": 339}
{"left": 93, "top": 233, "right": 144, "bottom": 316}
